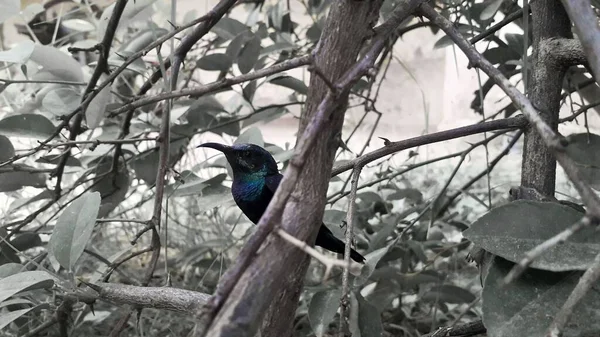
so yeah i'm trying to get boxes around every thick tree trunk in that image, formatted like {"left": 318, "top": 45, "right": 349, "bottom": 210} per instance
{"left": 521, "top": 0, "right": 572, "bottom": 196}
{"left": 203, "top": 1, "right": 383, "bottom": 337}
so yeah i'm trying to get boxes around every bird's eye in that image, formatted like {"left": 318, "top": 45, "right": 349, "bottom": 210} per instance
{"left": 243, "top": 151, "right": 251, "bottom": 157}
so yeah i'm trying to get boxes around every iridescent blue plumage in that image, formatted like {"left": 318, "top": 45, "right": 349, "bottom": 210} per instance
{"left": 197, "top": 142, "right": 365, "bottom": 263}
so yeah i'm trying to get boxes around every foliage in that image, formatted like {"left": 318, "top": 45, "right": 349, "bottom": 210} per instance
{"left": 0, "top": 0, "right": 598, "bottom": 336}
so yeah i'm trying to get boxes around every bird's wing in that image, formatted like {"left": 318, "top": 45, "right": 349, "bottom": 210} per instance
{"left": 264, "top": 173, "right": 283, "bottom": 194}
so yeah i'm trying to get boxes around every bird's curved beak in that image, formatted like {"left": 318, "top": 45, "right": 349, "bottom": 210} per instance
{"left": 197, "top": 142, "right": 233, "bottom": 154}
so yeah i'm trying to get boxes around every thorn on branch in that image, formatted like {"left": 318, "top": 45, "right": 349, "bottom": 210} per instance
{"left": 379, "top": 136, "right": 391, "bottom": 146}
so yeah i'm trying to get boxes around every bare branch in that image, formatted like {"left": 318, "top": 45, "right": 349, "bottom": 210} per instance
{"left": 84, "top": 282, "right": 210, "bottom": 313}
{"left": 560, "top": 0, "right": 600, "bottom": 86}
{"left": 418, "top": 3, "right": 600, "bottom": 218}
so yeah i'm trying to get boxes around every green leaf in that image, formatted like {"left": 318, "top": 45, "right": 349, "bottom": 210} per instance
{"left": 480, "top": 0, "right": 504, "bottom": 21}
{"left": 120, "top": 28, "right": 168, "bottom": 54}
{"left": 482, "top": 47, "right": 520, "bottom": 65}
{"left": 242, "top": 106, "right": 288, "bottom": 128}
{"left": 226, "top": 31, "right": 254, "bottom": 60}
{"left": 269, "top": 75, "right": 308, "bottom": 95}
{"left": 91, "top": 159, "right": 130, "bottom": 218}
{"left": 0, "top": 114, "right": 55, "bottom": 139}
{"left": 463, "top": 200, "right": 595, "bottom": 271}
{"left": 36, "top": 155, "right": 81, "bottom": 167}
{"left": 132, "top": 137, "right": 189, "bottom": 185}
{"left": 169, "top": 173, "right": 227, "bottom": 197}
{"left": 242, "top": 80, "right": 257, "bottom": 102}
{"left": 259, "top": 42, "right": 295, "bottom": 56}
{"left": 565, "top": 133, "right": 600, "bottom": 190}
{"left": 483, "top": 257, "right": 600, "bottom": 337}
{"left": 235, "top": 127, "right": 264, "bottom": 146}
{"left": 421, "top": 284, "right": 476, "bottom": 304}
{"left": 237, "top": 36, "right": 261, "bottom": 74}
{"left": 30, "top": 44, "right": 84, "bottom": 82}
{"left": 0, "top": 307, "right": 34, "bottom": 330}
{"left": 0, "top": 40, "right": 34, "bottom": 63}
{"left": 42, "top": 87, "right": 81, "bottom": 116}
{"left": 0, "top": 271, "right": 54, "bottom": 303}
{"left": 353, "top": 238, "right": 398, "bottom": 287}
{"left": 212, "top": 17, "right": 249, "bottom": 41}
{"left": 184, "top": 96, "right": 227, "bottom": 129}
{"left": 197, "top": 53, "right": 233, "bottom": 72}
{"left": 0, "top": 263, "right": 23, "bottom": 279}
{"left": 308, "top": 289, "right": 341, "bottom": 337}
{"left": 86, "top": 74, "right": 111, "bottom": 129}
{"left": 355, "top": 292, "right": 383, "bottom": 337}
{"left": 0, "top": 135, "right": 15, "bottom": 161}
{"left": 49, "top": 192, "right": 101, "bottom": 271}
{"left": 0, "top": 169, "right": 46, "bottom": 192}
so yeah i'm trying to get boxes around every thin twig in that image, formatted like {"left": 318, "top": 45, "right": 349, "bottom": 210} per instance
{"left": 339, "top": 166, "right": 362, "bottom": 336}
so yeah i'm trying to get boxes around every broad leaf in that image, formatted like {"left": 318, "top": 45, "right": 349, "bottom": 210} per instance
{"left": 0, "top": 307, "right": 34, "bottom": 330}
{"left": 169, "top": 173, "right": 227, "bottom": 197}
{"left": 0, "top": 40, "right": 34, "bottom": 63}
{"left": 132, "top": 137, "right": 189, "bottom": 185}
{"left": 235, "top": 127, "right": 264, "bottom": 146}
{"left": 197, "top": 53, "right": 233, "bottom": 72}
{"left": 421, "top": 284, "right": 476, "bottom": 304}
{"left": 0, "top": 114, "right": 55, "bottom": 139}
{"left": 269, "top": 75, "right": 308, "bottom": 95}
{"left": 0, "top": 263, "right": 23, "bottom": 279}
{"left": 212, "top": 17, "right": 249, "bottom": 41}
{"left": 49, "top": 192, "right": 101, "bottom": 271}
{"left": 42, "top": 87, "right": 81, "bottom": 115}
{"left": 353, "top": 238, "right": 398, "bottom": 287}
{"left": 480, "top": 0, "right": 504, "bottom": 21}
{"left": 242, "top": 106, "right": 288, "bottom": 128}
{"left": 483, "top": 257, "right": 600, "bottom": 337}
{"left": 463, "top": 200, "right": 595, "bottom": 271}
{"left": 237, "top": 36, "right": 261, "bottom": 74}
{"left": 30, "top": 45, "right": 84, "bottom": 82}
{"left": 91, "top": 160, "right": 130, "bottom": 218}
{"left": 565, "top": 133, "right": 600, "bottom": 190}
{"left": 86, "top": 75, "right": 112, "bottom": 129}
{"left": 355, "top": 292, "right": 383, "bottom": 337}
{"left": 0, "top": 135, "right": 15, "bottom": 161}
{"left": 308, "top": 289, "right": 341, "bottom": 337}
{"left": 0, "top": 271, "right": 54, "bottom": 303}
{"left": 0, "top": 170, "right": 46, "bottom": 192}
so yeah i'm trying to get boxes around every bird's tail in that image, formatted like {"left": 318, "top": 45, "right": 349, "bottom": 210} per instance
{"left": 316, "top": 224, "right": 366, "bottom": 264}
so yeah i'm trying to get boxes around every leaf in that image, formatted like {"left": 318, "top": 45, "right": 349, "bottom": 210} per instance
{"left": 0, "top": 307, "right": 34, "bottom": 330}
{"left": 0, "top": 136, "right": 15, "bottom": 161}
{"left": 565, "top": 133, "right": 600, "bottom": 190}
{"left": 421, "top": 284, "right": 476, "bottom": 304}
{"left": 169, "top": 173, "right": 227, "bottom": 197}
{"left": 463, "top": 200, "right": 596, "bottom": 271}
{"left": 36, "top": 155, "right": 81, "bottom": 167}
{"left": 91, "top": 159, "right": 130, "bottom": 217}
{"left": 86, "top": 75, "right": 111, "bottom": 129}
{"left": 226, "top": 31, "right": 254, "bottom": 60}
{"left": 355, "top": 292, "right": 383, "bottom": 337}
{"left": 49, "top": 192, "right": 101, "bottom": 271}
{"left": 269, "top": 75, "right": 308, "bottom": 95}
{"left": 42, "top": 87, "right": 82, "bottom": 116}
{"left": 0, "top": 271, "right": 54, "bottom": 303}
{"left": 0, "top": 40, "right": 34, "bottom": 63}
{"left": 483, "top": 257, "right": 600, "bottom": 337}
{"left": 235, "top": 127, "right": 264, "bottom": 146}
{"left": 0, "top": 114, "right": 55, "bottom": 139}
{"left": 212, "top": 17, "right": 249, "bottom": 41}
{"left": 353, "top": 238, "right": 398, "bottom": 287}
{"left": 505, "top": 33, "right": 525, "bottom": 54}
{"left": 242, "top": 80, "right": 257, "bottom": 102}
{"left": 120, "top": 28, "right": 168, "bottom": 54}
{"left": 259, "top": 42, "right": 295, "bottom": 56}
{"left": 480, "top": 0, "right": 504, "bottom": 21}
{"left": 132, "top": 137, "right": 189, "bottom": 185}
{"left": 237, "top": 36, "right": 261, "bottom": 74}
{"left": 30, "top": 45, "right": 84, "bottom": 82}
{"left": 0, "top": 263, "right": 23, "bottom": 279}
{"left": 308, "top": 289, "right": 341, "bottom": 337}
{"left": 195, "top": 184, "right": 234, "bottom": 213}
{"left": 197, "top": 53, "right": 233, "bottom": 72}
{"left": 0, "top": 170, "right": 47, "bottom": 192}
{"left": 184, "top": 96, "right": 226, "bottom": 129}
{"left": 0, "top": 0, "right": 18, "bottom": 24}
{"left": 482, "top": 46, "right": 520, "bottom": 65}
{"left": 242, "top": 106, "right": 288, "bottom": 128}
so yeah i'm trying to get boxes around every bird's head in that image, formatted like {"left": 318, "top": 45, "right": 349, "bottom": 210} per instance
{"left": 197, "top": 142, "right": 279, "bottom": 177}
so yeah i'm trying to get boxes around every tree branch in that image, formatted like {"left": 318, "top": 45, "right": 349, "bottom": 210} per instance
{"left": 418, "top": 3, "right": 600, "bottom": 218}
{"left": 560, "top": 0, "right": 600, "bottom": 87}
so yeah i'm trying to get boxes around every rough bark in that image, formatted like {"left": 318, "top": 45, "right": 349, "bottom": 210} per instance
{"left": 203, "top": 1, "right": 383, "bottom": 337}
{"left": 521, "top": 0, "right": 572, "bottom": 196}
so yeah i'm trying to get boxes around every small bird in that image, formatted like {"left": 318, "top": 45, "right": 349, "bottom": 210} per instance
{"left": 198, "top": 142, "right": 366, "bottom": 263}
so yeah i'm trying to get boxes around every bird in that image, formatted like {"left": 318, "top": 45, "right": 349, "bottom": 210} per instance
{"left": 198, "top": 142, "right": 366, "bottom": 263}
